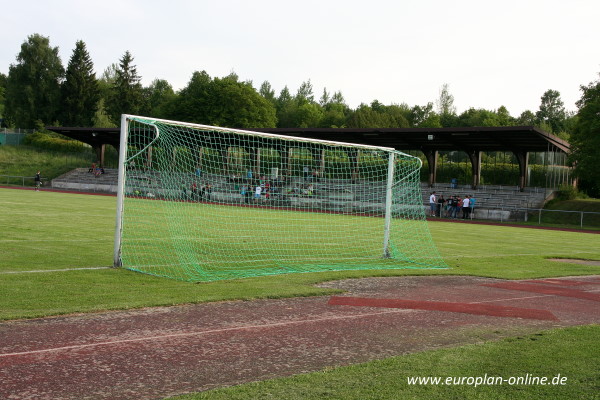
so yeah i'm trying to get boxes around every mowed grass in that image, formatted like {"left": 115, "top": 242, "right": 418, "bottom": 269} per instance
{"left": 171, "top": 325, "right": 600, "bottom": 400}
{"left": 2, "top": 188, "right": 599, "bottom": 400}
{"left": 1, "top": 187, "right": 599, "bottom": 320}
{"left": 119, "top": 196, "right": 446, "bottom": 282}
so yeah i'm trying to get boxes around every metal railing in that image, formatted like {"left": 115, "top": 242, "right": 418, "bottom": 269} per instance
{"left": 472, "top": 206, "right": 600, "bottom": 229}
{"left": 0, "top": 175, "right": 46, "bottom": 187}
{"left": 0, "top": 128, "right": 35, "bottom": 134}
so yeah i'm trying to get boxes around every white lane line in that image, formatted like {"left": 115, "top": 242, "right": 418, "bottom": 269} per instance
{"left": 0, "top": 267, "right": 111, "bottom": 274}
{"left": 0, "top": 308, "right": 412, "bottom": 358}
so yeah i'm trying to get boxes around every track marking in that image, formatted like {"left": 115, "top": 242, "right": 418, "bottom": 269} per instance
{"left": 481, "top": 282, "right": 600, "bottom": 302}
{"left": 0, "top": 308, "right": 412, "bottom": 358}
{"left": 470, "top": 294, "right": 554, "bottom": 303}
{"left": 328, "top": 296, "right": 558, "bottom": 321}
{"left": 0, "top": 267, "right": 111, "bottom": 274}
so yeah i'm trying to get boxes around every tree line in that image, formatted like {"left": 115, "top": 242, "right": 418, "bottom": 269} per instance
{"left": 0, "top": 33, "right": 597, "bottom": 195}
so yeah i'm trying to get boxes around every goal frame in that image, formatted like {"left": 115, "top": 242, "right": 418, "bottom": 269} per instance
{"left": 113, "top": 114, "right": 421, "bottom": 273}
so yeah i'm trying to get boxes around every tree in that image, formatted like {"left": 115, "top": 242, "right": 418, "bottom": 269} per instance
{"left": 536, "top": 89, "right": 566, "bottom": 134}
{"left": 409, "top": 103, "right": 441, "bottom": 128}
{"left": 107, "top": 51, "right": 144, "bottom": 123}
{"left": 320, "top": 90, "right": 349, "bottom": 128}
{"left": 295, "top": 80, "right": 314, "bottom": 104}
{"left": 258, "top": 81, "right": 276, "bottom": 104}
{"left": 0, "top": 72, "right": 6, "bottom": 124}
{"left": 569, "top": 74, "right": 600, "bottom": 196}
{"left": 516, "top": 110, "right": 536, "bottom": 126}
{"left": 347, "top": 103, "right": 394, "bottom": 128}
{"left": 209, "top": 74, "right": 276, "bottom": 128}
{"left": 168, "top": 71, "right": 212, "bottom": 123}
{"left": 495, "top": 106, "right": 515, "bottom": 127}
{"left": 385, "top": 103, "right": 411, "bottom": 128}
{"left": 319, "top": 88, "right": 330, "bottom": 107}
{"left": 275, "top": 86, "right": 297, "bottom": 127}
{"left": 93, "top": 64, "right": 119, "bottom": 128}
{"left": 60, "top": 40, "right": 100, "bottom": 126}
{"left": 4, "top": 34, "right": 64, "bottom": 127}
{"left": 436, "top": 84, "right": 456, "bottom": 115}
{"left": 457, "top": 107, "right": 508, "bottom": 127}
{"left": 142, "top": 78, "right": 176, "bottom": 118}
{"left": 435, "top": 84, "right": 458, "bottom": 127}
{"left": 168, "top": 71, "right": 276, "bottom": 128}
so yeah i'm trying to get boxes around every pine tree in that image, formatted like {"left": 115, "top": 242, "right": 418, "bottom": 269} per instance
{"left": 60, "top": 40, "right": 100, "bottom": 126}
{"left": 108, "top": 51, "right": 144, "bottom": 123}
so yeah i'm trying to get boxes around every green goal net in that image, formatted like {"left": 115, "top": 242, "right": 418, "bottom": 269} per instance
{"left": 114, "top": 115, "right": 447, "bottom": 282}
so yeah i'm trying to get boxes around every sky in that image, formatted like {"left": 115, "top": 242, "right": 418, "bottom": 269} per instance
{"left": 2, "top": 0, "right": 599, "bottom": 117}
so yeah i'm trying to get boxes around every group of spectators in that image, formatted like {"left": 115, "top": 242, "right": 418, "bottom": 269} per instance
{"left": 186, "top": 181, "right": 213, "bottom": 201}
{"left": 429, "top": 191, "right": 476, "bottom": 219}
{"left": 88, "top": 162, "right": 105, "bottom": 177}
{"left": 240, "top": 174, "right": 286, "bottom": 203}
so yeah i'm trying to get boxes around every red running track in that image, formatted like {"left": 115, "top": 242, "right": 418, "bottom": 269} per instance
{"left": 1, "top": 275, "right": 599, "bottom": 399}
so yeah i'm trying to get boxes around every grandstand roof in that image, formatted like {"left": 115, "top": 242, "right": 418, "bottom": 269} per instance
{"left": 46, "top": 125, "right": 570, "bottom": 154}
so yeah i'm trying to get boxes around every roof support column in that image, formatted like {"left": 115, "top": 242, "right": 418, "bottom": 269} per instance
{"left": 146, "top": 145, "right": 153, "bottom": 170}
{"left": 514, "top": 151, "right": 529, "bottom": 192}
{"left": 423, "top": 149, "right": 438, "bottom": 187}
{"left": 349, "top": 149, "right": 361, "bottom": 183}
{"left": 466, "top": 150, "right": 482, "bottom": 189}
{"left": 93, "top": 144, "right": 106, "bottom": 167}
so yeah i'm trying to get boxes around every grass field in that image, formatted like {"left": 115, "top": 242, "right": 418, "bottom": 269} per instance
{"left": 119, "top": 195, "right": 446, "bottom": 282}
{"left": 1, "top": 187, "right": 599, "bottom": 399}
{"left": 1, "top": 187, "right": 599, "bottom": 320}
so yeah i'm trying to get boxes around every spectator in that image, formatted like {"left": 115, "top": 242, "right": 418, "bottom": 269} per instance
{"left": 437, "top": 195, "right": 446, "bottom": 217}
{"left": 451, "top": 177, "right": 458, "bottom": 189}
{"left": 445, "top": 196, "right": 455, "bottom": 217}
{"left": 429, "top": 192, "right": 437, "bottom": 217}
{"left": 34, "top": 170, "right": 42, "bottom": 191}
{"left": 462, "top": 195, "right": 471, "bottom": 219}
{"left": 303, "top": 166, "right": 310, "bottom": 181}
{"left": 254, "top": 184, "right": 262, "bottom": 202}
{"left": 454, "top": 196, "right": 462, "bottom": 219}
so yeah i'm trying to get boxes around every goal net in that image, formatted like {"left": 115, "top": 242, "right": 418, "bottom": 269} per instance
{"left": 114, "top": 115, "right": 446, "bottom": 282}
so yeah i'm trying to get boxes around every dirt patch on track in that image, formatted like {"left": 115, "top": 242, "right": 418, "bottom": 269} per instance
{"left": 1, "top": 275, "right": 599, "bottom": 399}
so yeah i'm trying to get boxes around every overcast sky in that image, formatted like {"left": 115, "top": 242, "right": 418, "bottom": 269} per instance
{"left": 2, "top": 0, "right": 599, "bottom": 117}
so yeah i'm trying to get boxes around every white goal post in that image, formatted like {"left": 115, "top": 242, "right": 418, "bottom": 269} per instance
{"left": 114, "top": 115, "right": 446, "bottom": 281}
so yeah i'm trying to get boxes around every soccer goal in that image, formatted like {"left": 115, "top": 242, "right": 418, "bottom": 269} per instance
{"left": 114, "top": 115, "right": 446, "bottom": 282}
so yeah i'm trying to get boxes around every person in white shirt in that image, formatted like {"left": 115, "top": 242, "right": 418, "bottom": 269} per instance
{"left": 254, "top": 185, "right": 262, "bottom": 202}
{"left": 429, "top": 192, "right": 436, "bottom": 216}
{"left": 462, "top": 196, "right": 471, "bottom": 219}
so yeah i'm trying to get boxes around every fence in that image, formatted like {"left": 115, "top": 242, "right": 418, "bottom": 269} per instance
{"left": 472, "top": 206, "right": 600, "bottom": 229}
{"left": 0, "top": 175, "right": 47, "bottom": 187}
{"left": 0, "top": 132, "right": 29, "bottom": 145}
